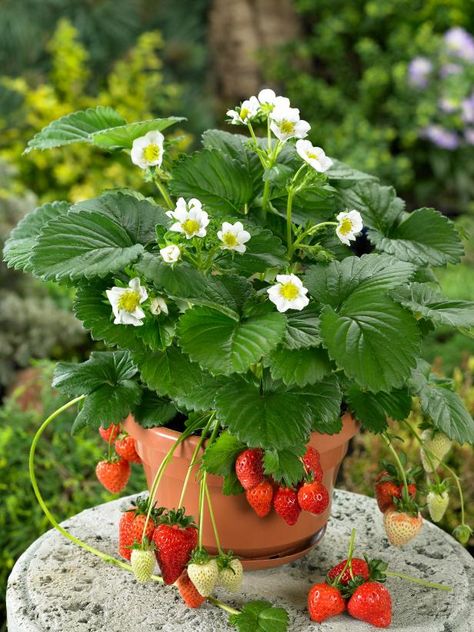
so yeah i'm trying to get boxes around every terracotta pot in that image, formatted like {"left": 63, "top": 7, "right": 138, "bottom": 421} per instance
{"left": 124, "top": 413, "right": 358, "bottom": 570}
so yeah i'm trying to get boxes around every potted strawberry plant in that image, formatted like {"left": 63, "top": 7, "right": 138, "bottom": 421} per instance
{"left": 4, "top": 89, "right": 474, "bottom": 626}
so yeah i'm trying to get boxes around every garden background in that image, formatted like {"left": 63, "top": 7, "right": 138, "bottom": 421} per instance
{"left": 1, "top": 1, "right": 473, "bottom": 628}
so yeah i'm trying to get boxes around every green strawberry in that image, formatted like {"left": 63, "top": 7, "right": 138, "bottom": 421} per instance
{"left": 130, "top": 548, "right": 155, "bottom": 582}
{"left": 216, "top": 553, "right": 243, "bottom": 593}
{"left": 427, "top": 489, "right": 449, "bottom": 523}
{"left": 187, "top": 549, "right": 219, "bottom": 597}
{"left": 420, "top": 429, "right": 452, "bottom": 472}
{"left": 453, "top": 524, "right": 472, "bottom": 546}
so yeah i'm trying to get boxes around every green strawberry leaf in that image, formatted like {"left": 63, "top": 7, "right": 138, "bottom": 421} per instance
{"left": 91, "top": 117, "right": 185, "bottom": 150}
{"left": 338, "top": 181, "right": 405, "bottom": 232}
{"left": 202, "top": 431, "right": 245, "bottom": 476}
{"left": 283, "top": 307, "right": 321, "bottom": 350}
{"left": 263, "top": 448, "right": 305, "bottom": 487}
{"left": 346, "top": 387, "right": 412, "bottom": 433}
{"left": 222, "top": 471, "right": 245, "bottom": 496}
{"left": 132, "top": 389, "right": 177, "bottom": 428}
{"left": 268, "top": 347, "right": 331, "bottom": 387}
{"left": 229, "top": 600, "right": 289, "bottom": 632}
{"left": 217, "top": 228, "right": 287, "bottom": 275}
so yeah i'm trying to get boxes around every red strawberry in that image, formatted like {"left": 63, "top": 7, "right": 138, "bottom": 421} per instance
{"left": 119, "top": 499, "right": 162, "bottom": 560}
{"left": 96, "top": 457, "right": 130, "bottom": 493}
{"left": 273, "top": 486, "right": 301, "bottom": 526}
{"left": 176, "top": 570, "right": 206, "bottom": 608}
{"left": 245, "top": 479, "right": 273, "bottom": 517}
{"left": 347, "top": 581, "right": 392, "bottom": 628}
{"left": 307, "top": 583, "right": 345, "bottom": 623}
{"left": 327, "top": 558, "right": 370, "bottom": 585}
{"left": 115, "top": 435, "right": 141, "bottom": 463}
{"left": 302, "top": 446, "right": 323, "bottom": 482}
{"left": 153, "top": 509, "right": 198, "bottom": 584}
{"left": 298, "top": 480, "right": 329, "bottom": 514}
{"left": 235, "top": 449, "right": 264, "bottom": 490}
{"left": 375, "top": 470, "right": 416, "bottom": 513}
{"left": 99, "top": 423, "right": 121, "bottom": 443}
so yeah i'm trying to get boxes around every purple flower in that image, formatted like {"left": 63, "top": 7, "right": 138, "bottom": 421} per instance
{"left": 408, "top": 57, "right": 433, "bottom": 88}
{"left": 462, "top": 94, "right": 474, "bottom": 124}
{"left": 422, "top": 125, "right": 460, "bottom": 150}
{"left": 444, "top": 27, "right": 474, "bottom": 62}
{"left": 464, "top": 128, "right": 474, "bottom": 145}
{"left": 440, "top": 63, "right": 463, "bottom": 77}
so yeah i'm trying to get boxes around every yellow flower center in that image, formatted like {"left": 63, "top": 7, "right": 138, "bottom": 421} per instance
{"left": 182, "top": 218, "right": 200, "bottom": 236}
{"left": 307, "top": 151, "right": 319, "bottom": 160}
{"left": 143, "top": 143, "right": 161, "bottom": 162}
{"left": 280, "top": 120, "right": 295, "bottom": 134}
{"left": 240, "top": 107, "right": 250, "bottom": 120}
{"left": 222, "top": 232, "right": 238, "bottom": 248}
{"left": 117, "top": 290, "right": 141, "bottom": 312}
{"left": 279, "top": 282, "right": 300, "bottom": 300}
{"left": 338, "top": 217, "right": 353, "bottom": 236}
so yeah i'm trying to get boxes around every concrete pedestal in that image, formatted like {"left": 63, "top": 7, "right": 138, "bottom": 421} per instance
{"left": 7, "top": 490, "right": 474, "bottom": 631}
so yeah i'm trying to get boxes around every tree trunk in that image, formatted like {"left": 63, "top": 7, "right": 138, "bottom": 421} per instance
{"left": 209, "top": 0, "right": 300, "bottom": 102}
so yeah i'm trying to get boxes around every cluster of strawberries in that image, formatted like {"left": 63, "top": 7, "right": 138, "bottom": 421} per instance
{"left": 119, "top": 499, "right": 243, "bottom": 606}
{"left": 235, "top": 446, "right": 329, "bottom": 524}
{"left": 95, "top": 423, "right": 141, "bottom": 493}
{"left": 308, "top": 554, "right": 392, "bottom": 628}
{"left": 374, "top": 463, "right": 424, "bottom": 547}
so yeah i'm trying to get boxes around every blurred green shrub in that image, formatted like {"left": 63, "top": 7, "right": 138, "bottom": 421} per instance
{"left": 339, "top": 357, "right": 474, "bottom": 549}
{"left": 0, "top": 363, "right": 146, "bottom": 624}
{"left": 0, "top": 19, "right": 186, "bottom": 203}
{"left": 267, "top": 0, "right": 474, "bottom": 215}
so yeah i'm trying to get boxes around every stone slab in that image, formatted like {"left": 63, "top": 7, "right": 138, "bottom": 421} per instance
{"left": 7, "top": 490, "right": 474, "bottom": 631}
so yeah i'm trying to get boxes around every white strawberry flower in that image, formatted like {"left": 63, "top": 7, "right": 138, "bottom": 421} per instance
{"left": 166, "top": 197, "right": 209, "bottom": 239}
{"left": 150, "top": 297, "right": 168, "bottom": 316}
{"left": 160, "top": 244, "right": 181, "bottom": 263}
{"left": 269, "top": 105, "right": 310, "bottom": 142}
{"left": 257, "top": 88, "right": 290, "bottom": 112}
{"left": 130, "top": 130, "right": 164, "bottom": 169}
{"left": 226, "top": 96, "right": 260, "bottom": 125}
{"left": 296, "top": 140, "right": 333, "bottom": 172}
{"left": 106, "top": 277, "right": 148, "bottom": 327}
{"left": 217, "top": 221, "right": 251, "bottom": 253}
{"left": 335, "top": 210, "right": 363, "bottom": 246}
{"left": 267, "top": 274, "right": 309, "bottom": 312}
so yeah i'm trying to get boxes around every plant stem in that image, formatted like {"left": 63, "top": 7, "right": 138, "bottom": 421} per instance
{"left": 207, "top": 596, "right": 240, "bottom": 615}
{"left": 28, "top": 395, "right": 164, "bottom": 582}
{"left": 386, "top": 570, "right": 451, "bottom": 591}
{"left": 142, "top": 429, "right": 193, "bottom": 543}
{"left": 286, "top": 188, "right": 295, "bottom": 255}
{"left": 154, "top": 175, "right": 173, "bottom": 209}
{"left": 178, "top": 417, "right": 213, "bottom": 508}
{"left": 198, "top": 471, "right": 207, "bottom": 549}
{"left": 442, "top": 463, "right": 465, "bottom": 525}
{"left": 291, "top": 221, "right": 337, "bottom": 253}
{"left": 261, "top": 179, "right": 270, "bottom": 220}
{"left": 205, "top": 481, "right": 222, "bottom": 554}
{"left": 335, "top": 528, "right": 356, "bottom": 583}
{"left": 382, "top": 433, "right": 409, "bottom": 500}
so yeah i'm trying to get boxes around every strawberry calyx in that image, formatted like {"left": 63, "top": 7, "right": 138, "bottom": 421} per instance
{"left": 378, "top": 460, "right": 420, "bottom": 487}
{"left": 189, "top": 546, "right": 212, "bottom": 566}
{"left": 216, "top": 551, "right": 238, "bottom": 573}
{"left": 392, "top": 494, "right": 421, "bottom": 516}
{"left": 129, "top": 538, "right": 156, "bottom": 552}
{"left": 122, "top": 496, "right": 164, "bottom": 522}
{"left": 427, "top": 479, "right": 450, "bottom": 496}
{"left": 160, "top": 507, "right": 197, "bottom": 529}
{"left": 365, "top": 556, "right": 389, "bottom": 583}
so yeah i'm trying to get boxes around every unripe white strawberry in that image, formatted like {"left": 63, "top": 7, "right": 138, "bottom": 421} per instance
{"left": 427, "top": 490, "right": 449, "bottom": 522}
{"left": 383, "top": 509, "right": 423, "bottom": 547}
{"left": 188, "top": 558, "right": 219, "bottom": 597}
{"left": 131, "top": 549, "right": 155, "bottom": 582}
{"left": 420, "top": 430, "right": 452, "bottom": 472}
{"left": 216, "top": 558, "right": 243, "bottom": 592}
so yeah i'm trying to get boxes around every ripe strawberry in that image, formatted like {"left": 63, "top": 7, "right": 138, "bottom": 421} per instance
{"left": 421, "top": 430, "right": 452, "bottom": 472}
{"left": 115, "top": 435, "right": 141, "bottom": 463}
{"left": 176, "top": 570, "right": 206, "bottom": 608}
{"left": 99, "top": 423, "right": 121, "bottom": 443}
{"left": 427, "top": 490, "right": 449, "bottom": 523}
{"left": 118, "top": 498, "right": 160, "bottom": 560}
{"left": 383, "top": 509, "right": 423, "bottom": 547}
{"left": 96, "top": 457, "right": 130, "bottom": 493}
{"left": 273, "top": 486, "right": 301, "bottom": 525}
{"left": 130, "top": 548, "right": 155, "bottom": 582}
{"left": 375, "top": 470, "right": 416, "bottom": 513}
{"left": 307, "top": 583, "right": 345, "bottom": 623}
{"left": 153, "top": 509, "right": 198, "bottom": 584}
{"left": 235, "top": 449, "right": 264, "bottom": 490}
{"left": 245, "top": 479, "right": 273, "bottom": 517}
{"left": 327, "top": 558, "right": 370, "bottom": 585}
{"left": 347, "top": 581, "right": 392, "bottom": 628}
{"left": 216, "top": 555, "right": 243, "bottom": 593}
{"left": 187, "top": 550, "right": 219, "bottom": 597}
{"left": 302, "top": 446, "right": 323, "bottom": 482}
{"left": 298, "top": 480, "right": 329, "bottom": 514}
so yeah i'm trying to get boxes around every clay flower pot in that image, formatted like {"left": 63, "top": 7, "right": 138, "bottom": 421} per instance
{"left": 124, "top": 413, "right": 358, "bottom": 570}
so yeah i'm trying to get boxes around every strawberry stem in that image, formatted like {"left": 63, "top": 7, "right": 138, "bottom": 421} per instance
{"left": 198, "top": 471, "right": 207, "bottom": 549}
{"left": 386, "top": 570, "right": 452, "bottom": 591}
{"left": 178, "top": 413, "right": 214, "bottom": 508}
{"left": 205, "top": 480, "right": 222, "bottom": 554}
{"left": 335, "top": 527, "right": 357, "bottom": 583}
{"left": 207, "top": 596, "right": 240, "bottom": 615}
{"left": 382, "top": 433, "right": 410, "bottom": 502}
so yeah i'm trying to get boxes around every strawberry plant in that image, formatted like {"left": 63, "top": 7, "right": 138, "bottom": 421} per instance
{"left": 4, "top": 89, "right": 474, "bottom": 629}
